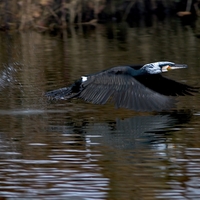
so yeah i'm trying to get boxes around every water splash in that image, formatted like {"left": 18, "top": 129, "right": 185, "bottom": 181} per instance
{"left": 0, "top": 62, "right": 22, "bottom": 90}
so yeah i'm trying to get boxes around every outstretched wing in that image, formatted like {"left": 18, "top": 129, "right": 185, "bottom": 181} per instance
{"left": 46, "top": 87, "right": 72, "bottom": 100}
{"left": 46, "top": 79, "right": 83, "bottom": 100}
{"left": 78, "top": 67, "right": 174, "bottom": 111}
{"left": 135, "top": 74, "right": 198, "bottom": 96}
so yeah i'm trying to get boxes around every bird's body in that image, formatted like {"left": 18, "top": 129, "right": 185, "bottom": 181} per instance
{"left": 46, "top": 61, "right": 198, "bottom": 111}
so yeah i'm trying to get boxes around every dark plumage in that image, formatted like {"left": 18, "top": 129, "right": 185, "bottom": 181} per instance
{"left": 46, "top": 61, "right": 198, "bottom": 111}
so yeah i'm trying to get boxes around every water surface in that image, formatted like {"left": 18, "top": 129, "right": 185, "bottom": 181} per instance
{"left": 0, "top": 19, "right": 200, "bottom": 199}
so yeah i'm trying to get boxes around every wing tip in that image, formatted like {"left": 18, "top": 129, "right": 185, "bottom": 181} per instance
{"left": 45, "top": 87, "right": 72, "bottom": 100}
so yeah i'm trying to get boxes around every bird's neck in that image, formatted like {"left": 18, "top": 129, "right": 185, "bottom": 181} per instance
{"left": 131, "top": 68, "right": 149, "bottom": 76}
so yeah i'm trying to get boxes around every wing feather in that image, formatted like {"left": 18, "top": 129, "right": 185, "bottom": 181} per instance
{"left": 135, "top": 74, "right": 198, "bottom": 96}
{"left": 79, "top": 67, "right": 174, "bottom": 111}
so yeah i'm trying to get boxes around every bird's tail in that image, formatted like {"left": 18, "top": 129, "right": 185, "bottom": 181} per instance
{"left": 45, "top": 87, "right": 74, "bottom": 100}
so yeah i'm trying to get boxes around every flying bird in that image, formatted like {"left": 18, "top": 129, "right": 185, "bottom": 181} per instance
{"left": 46, "top": 61, "right": 198, "bottom": 111}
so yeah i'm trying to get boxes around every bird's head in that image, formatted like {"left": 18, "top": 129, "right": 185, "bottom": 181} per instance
{"left": 142, "top": 61, "right": 188, "bottom": 74}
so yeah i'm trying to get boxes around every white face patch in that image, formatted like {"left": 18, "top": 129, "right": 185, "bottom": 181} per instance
{"left": 143, "top": 61, "right": 175, "bottom": 74}
{"left": 81, "top": 76, "right": 88, "bottom": 82}
{"left": 142, "top": 63, "right": 161, "bottom": 74}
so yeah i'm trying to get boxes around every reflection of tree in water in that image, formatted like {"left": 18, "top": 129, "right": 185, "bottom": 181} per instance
{"left": 0, "top": 107, "right": 194, "bottom": 199}
{"left": 0, "top": 114, "right": 109, "bottom": 199}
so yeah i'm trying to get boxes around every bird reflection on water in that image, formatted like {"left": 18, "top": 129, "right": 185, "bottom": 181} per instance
{"left": 48, "top": 110, "right": 192, "bottom": 151}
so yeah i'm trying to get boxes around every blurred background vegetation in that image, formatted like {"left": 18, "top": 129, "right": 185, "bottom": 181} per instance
{"left": 0, "top": 0, "right": 199, "bottom": 31}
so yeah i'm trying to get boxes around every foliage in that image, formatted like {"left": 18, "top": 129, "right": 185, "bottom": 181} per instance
{"left": 0, "top": 0, "right": 199, "bottom": 31}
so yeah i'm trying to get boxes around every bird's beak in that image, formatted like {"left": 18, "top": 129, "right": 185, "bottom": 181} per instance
{"left": 162, "top": 64, "right": 188, "bottom": 72}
